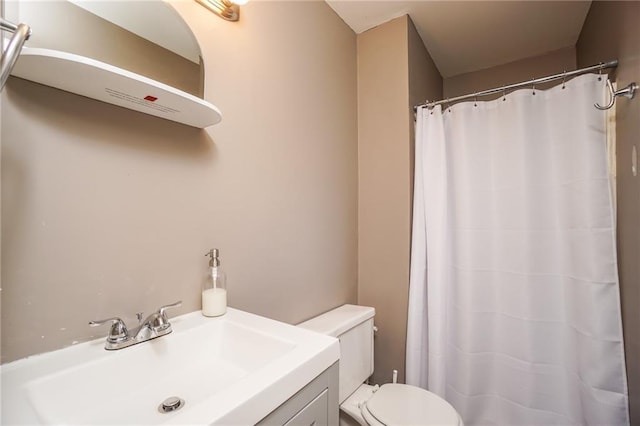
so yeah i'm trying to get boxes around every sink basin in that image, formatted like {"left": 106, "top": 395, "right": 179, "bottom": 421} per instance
{"left": 1, "top": 308, "right": 339, "bottom": 425}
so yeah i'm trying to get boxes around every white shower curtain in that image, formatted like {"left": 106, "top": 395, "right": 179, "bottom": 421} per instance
{"left": 406, "top": 74, "right": 629, "bottom": 425}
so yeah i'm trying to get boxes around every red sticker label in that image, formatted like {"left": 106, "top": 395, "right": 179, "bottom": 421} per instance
{"left": 144, "top": 95, "right": 158, "bottom": 102}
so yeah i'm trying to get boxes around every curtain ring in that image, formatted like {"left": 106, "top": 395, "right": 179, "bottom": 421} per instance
{"left": 562, "top": 71, "right": 567, "bottom": 89}
{"left": 502, "top": 88, "right": 506, "bottom": 101}
{"left": 532, "top": 80, "right": 536, "bottom": 96}
{"left": 598, "top": 63, "right": 603, "bottom": 81}
{"left": 422, "top": 99, "right": 434, "bottom": 115}
{"left": 474, "top": 95, "right": 478, "bottom": 107}
{"left": 424, "top": 99, "right": 433, "bottom": 115}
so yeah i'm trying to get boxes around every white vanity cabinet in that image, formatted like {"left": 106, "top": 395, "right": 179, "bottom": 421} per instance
{"left": 257, "top": 363, "right": 339, "bottom": 426}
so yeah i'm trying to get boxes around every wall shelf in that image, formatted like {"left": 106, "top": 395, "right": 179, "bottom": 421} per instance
{"left": 10, "top": 47, "right": 222, "bottom": 128}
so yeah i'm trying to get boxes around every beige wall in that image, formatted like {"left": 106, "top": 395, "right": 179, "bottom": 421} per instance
{"left": 357, "top": 15, "right": 442, "bottom": 384}
{"left": 1, "top": 1, "right": 358, "bottom": 363}
{"left": 444, "top": 47, "right": 576, "bottom": 99}
{"left": 16, "top": 1, "right": 203, "bottom": 97}
{"left": 408, "top": 16, "right": 443, "bottom": 167}
{"left": 577, "top": 2, "right": 640, "bottom": 422}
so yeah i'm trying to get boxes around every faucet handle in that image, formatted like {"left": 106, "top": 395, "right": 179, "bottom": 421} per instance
{"left": 89, "top": 317, "right": 129, "bottom": 343}
{"left": 158, "top": 301, "right": 182, "bottom": 318}
{"left": 147, "top": 301, "right": 182, "bottom": 333}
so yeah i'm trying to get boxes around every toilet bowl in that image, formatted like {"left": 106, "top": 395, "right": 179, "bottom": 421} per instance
{"left": 298, "top": 304, "right": 463, "bottom": 426}
{"left": 343, "top": 383, "right": 462, "bottom": 426}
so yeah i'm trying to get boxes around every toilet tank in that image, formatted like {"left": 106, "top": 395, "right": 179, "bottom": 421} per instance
{"left": 298, "top": 304, "right": 375, "bottom": 403}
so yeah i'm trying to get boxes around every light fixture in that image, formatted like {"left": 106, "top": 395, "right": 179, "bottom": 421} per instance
{"left": 195, "top": 0, "right": 247, "bottom": 22}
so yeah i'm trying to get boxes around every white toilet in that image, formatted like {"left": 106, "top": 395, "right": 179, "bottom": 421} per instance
{"left": 298, "top": 304, "right": 463, "bottom": 426}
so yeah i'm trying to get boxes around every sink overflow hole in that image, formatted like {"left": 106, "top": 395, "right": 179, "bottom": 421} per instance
{"left": 158, "top": 396, "right": 185, "bottom": 413}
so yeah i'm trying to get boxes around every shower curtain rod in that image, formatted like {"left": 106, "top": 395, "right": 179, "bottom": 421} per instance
{"left": 413, "top": 59, "right": 618, "bottom": 111}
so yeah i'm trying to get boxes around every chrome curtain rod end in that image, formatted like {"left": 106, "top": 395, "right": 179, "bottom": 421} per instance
{"left": 595, "top": 80, "right": 638, "bottom": 110}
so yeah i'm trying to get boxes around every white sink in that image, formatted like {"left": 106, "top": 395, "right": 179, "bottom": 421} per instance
{"left": 1, "top": 308, "right": 339, "bottom": 425}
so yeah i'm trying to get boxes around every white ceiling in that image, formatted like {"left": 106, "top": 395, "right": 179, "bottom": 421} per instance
{"left": 325, "top": 1, "right": 592, "bottom": 78}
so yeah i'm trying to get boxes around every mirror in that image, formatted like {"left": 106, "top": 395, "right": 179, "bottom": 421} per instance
{"left": 9, "top": 0, "right": 204, "bottom": 98}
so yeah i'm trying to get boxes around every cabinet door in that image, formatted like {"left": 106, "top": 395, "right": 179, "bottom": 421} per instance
{"left": 256, "top": 363, "right": 338, "bottom": 426}
{"left": 284, "top": 389, "right": 328, "bottom": 426}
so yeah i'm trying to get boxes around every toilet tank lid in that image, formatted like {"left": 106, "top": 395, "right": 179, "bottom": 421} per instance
{"left": 297, "top": 304, "right": 375, "bottom": 337}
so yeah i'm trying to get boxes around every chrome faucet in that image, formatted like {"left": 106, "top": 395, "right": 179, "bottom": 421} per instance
{"left": 89, "top": 301, "right": 182, "bottom": 350}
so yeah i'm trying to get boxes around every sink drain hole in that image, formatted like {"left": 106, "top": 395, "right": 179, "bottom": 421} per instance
{"left": 158, "top": 396, "right": 185, "bottom": 413}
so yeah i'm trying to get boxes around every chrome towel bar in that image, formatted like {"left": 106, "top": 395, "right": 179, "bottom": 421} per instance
{"left": 1, "top": 17, "right": 32, "bottom": 91}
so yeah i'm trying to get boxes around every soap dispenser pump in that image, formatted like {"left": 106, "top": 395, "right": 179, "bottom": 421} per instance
{"left": 202, "top": 248, "right": 227, "bottom": 317}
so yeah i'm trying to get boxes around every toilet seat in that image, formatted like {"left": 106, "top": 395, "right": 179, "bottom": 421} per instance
{"left": 361, "top": 384, "right": 462, "bottom": 426}
{"left": 340, "top": 384, "right": 378, "bottom": 426}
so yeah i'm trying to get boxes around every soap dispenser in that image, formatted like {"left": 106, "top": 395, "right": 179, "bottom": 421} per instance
{"left": 202, "top": 248, "right": 227, "bottom": 317}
